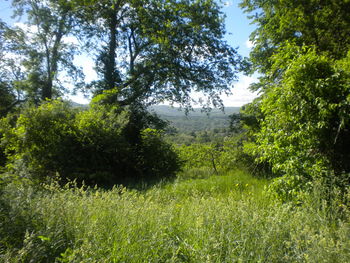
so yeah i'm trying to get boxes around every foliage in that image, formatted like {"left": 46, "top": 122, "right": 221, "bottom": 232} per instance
{"left": 240, "top": 0, "right": 350, "bottom": 198}
{"left": 1, "top": 0, "right": 241, "bottom": 188}
{"left": 176, "top": 134, "right": 270, "bottom": 176}
{"left": 137, "top": 128, "right": 181, "bottom": 182}
{"left": 2, "top": 0, "right": 83, "bottom": 103}
{"left": 225, "top": 100, "right": 272, "bottom": 177}
{"left": 1, "top": 0, "right": 241, "bottom": 110}
{"left": 254, "top": 46, "right": 350, "bottom": 198}
{"left": 0, "top": 21, "right": 25, "bottom": 116}
{"left": 177, "top": 143, "right": 222, "bottom": 174}
{"left": 0, "top": 84, "right": 16, "bottom": 118}
{"left": 1, "top": 101, "right": 84, "bottom": 182}
{"left": 65, "top": 0, "right": 239, "bottom": 109}
{"left": 240, "top": 0, "right": 350, "bottom": 75}
{"left": 0, "top": 100, "right": 181, "bottom": 186}
{"left": 229, "top": 98, "right": 262, "bottom": 135}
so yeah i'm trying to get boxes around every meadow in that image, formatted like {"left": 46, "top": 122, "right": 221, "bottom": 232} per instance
{"left": 1, "top": 0, "right": 350, "bottom": 262}
{"left": 1, "top": 169, "right": 350, "bottom": 262}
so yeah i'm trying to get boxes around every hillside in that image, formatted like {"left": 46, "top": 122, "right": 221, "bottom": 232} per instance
{"left": 150, "top": 105, "right": 240, "bottom": 133}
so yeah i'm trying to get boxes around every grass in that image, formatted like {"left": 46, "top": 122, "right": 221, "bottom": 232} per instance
{"left": 1, "top": 169, "right": 350, "bottom": 262}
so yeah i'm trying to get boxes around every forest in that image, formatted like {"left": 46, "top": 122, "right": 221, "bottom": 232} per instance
{"left": 0, "top": 0, "right": 350, "bottom": 262}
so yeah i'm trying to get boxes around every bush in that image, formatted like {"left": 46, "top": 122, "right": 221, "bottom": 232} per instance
{"left": 137, "top": 128, "right": 181, "bottom": 181}
{"left": 0, "top": 101, "right": 79, "bottom": 181}
{"left": 176, "top": 134, "right": 271, "bottom": 177}
{"left": 73, "top": 104, "right": 130, "bottom": 185}
{"left": 0, "top": 100, "right": 181, "bottom": 186}
{"left": 249, "top": 46, "right": 350, "bottom": 198}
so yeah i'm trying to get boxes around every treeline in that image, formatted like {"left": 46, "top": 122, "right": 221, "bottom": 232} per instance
{"left": 0, "top": 0, "right": 239, "bottom": 186}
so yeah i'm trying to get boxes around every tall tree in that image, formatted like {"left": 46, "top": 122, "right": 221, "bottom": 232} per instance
{"left": 0, "top": 20, "right": 26, "bottom": 116}
{"left": 71, "top": 0, "right": 240, "bottom": 109}
{"left": 4, "top": 0, "right": 83, "bottom": 103}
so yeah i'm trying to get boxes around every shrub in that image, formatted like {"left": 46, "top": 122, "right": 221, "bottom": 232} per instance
{"left": 0, "top": 101, "right": 79, "bottom": 181}
{"left": 137, "top": 128, "right": 181, "bottom": 182}
{"left": 177, "top": 143, "right": 222, "bottom": 174}
{"left": 250, "top": 46, "right": 350, "bottom": 198}
{"left": 0, "top": 100, "right": 181, "bottom": 186}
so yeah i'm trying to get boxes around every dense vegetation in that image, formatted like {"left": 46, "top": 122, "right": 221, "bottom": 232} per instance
{"left": 1, "top": 0, "right": 350, "bottom": 262}
{"left": 1, "top": 170, "right": 350, "bottom": 262}
{"left": 0, "top": 0, "right": 238, "bottom": 185}
{"left": 237, "top": 0, "right": 350, "bottom": 200}
{"left": 1, "top": 101, "right": 181, "bottom": 186}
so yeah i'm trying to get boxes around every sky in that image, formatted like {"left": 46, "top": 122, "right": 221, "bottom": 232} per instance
{"left": 221, "top": 0, "right": 259, "bottom": 107}
{"left": 0, "top": 0, "right": 258, "bottom": 107}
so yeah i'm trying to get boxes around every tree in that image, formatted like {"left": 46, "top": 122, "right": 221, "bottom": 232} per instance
{"left": 177, "top": 143, "right": 223, "bottom": 174}
{"left": 241, "top": 0, "right": 350, "bottom": 75}
{"left": 68, "top": 0, "right": 241, "bottom": 180}
{"left": 3, "top": 0, "right": 83, "bottom": 103}
{"left": 0, "top": 20, "right": 26, "bottom": 116}
{"left": 69, "top": 0, "right": 240, "bottom": 109}
{"left": 239, "top": 0, "right": 350, "bottom": 198}
{"left": 0, "top": 82, "right": 17, "bottom": 118}
{"left": 258, "top": 47, "right": 350, "bottom": 173}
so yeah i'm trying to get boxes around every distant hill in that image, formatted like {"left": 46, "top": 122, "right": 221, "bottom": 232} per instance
{"left": 68, "top": 101, "right": 89, "bottom": 109}
{"left": 66, "top": 103, "right": 239, "bottom": 134}
{"left": 150, "top": 105, "right": 240, "bottom": 133}
{"left": 149, "top": 105, "right": 240, "bottom": 117}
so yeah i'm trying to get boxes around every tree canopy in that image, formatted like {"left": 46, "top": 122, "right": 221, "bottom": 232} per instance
{"left": 0, "top": 0, "right": 240, "bottom": 110}
{"left": 4, "top": 0, "right": 83, "bottom": 104}
{"left": 241, "top": 0, "right": 350, "bottom": 75}
{"left": 240, "top": 0, "right": 350, "bottom": 198}
{"left": 72, "top": 0, "right": 240, "bottom": 109}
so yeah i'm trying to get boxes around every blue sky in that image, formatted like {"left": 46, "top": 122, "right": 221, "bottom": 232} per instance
{"left": 221, "top": 0, "right": 258, "bottom": 107}
{"left": 0, "top": 1, "right": 12, "bottom": 23}
{"left": 0, "top": 0, "right": 258, "bottom": 107}
{"left": 223, "top": 0, "right": 254, "bottom": 57}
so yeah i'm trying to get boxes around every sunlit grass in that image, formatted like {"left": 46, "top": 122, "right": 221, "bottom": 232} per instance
{"left": 157, "top": 169, "right": 268, "bottom": 200}
{"left": 1, "top": 170, "right": 350, "bottom": 262}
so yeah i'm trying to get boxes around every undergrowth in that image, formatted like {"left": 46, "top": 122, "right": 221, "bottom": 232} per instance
{"left": 0, "top": 169, "right": 350, "bottom": 262}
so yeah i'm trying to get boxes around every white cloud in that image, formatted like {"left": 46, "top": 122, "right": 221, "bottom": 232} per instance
{"left": 68, "top": 93, "right": 90, "bottom": 104}
{"left": 14, "top": 22, "right": 38, "bottom": 34}
{"left": 224, "top": 1, "right": 233, "bottom": 7}
{"left": 221, "top": 75, "right": 259, "bottom": 107}
{"left": 62, "top": 35, "right": 79, "bottom": 45}
{"left": 245, "top": 39, "right": 255, "bottom": 49}
{"left": 73, "top": 55, "right": 97, "bottom": 83}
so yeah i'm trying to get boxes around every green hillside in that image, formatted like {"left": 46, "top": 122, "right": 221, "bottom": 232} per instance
{"left": 150, "top": 105, "right": 240, "bottom": 117}
{"left": 150, "top": 105, "right": 240, "bottom": 133}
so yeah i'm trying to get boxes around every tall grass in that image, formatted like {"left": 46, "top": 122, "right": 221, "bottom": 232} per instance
{"left": 1, "top": 169, "right": 350, "bottom": 262}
